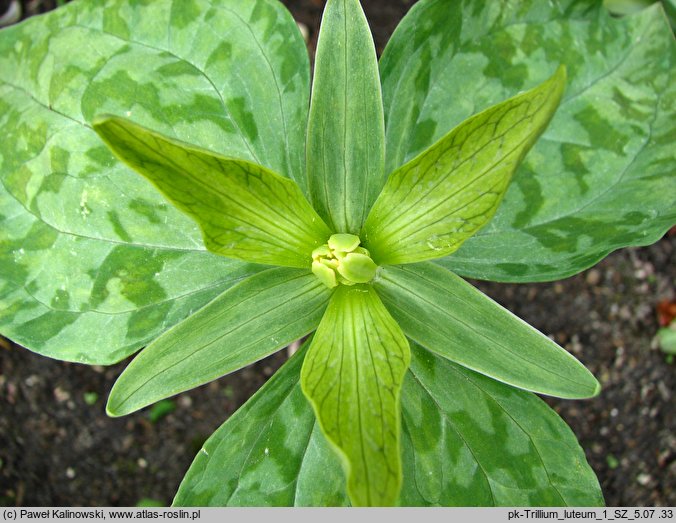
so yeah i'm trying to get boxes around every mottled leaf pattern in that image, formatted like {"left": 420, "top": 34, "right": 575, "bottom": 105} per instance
{"left": 381, "top": 0, "right": 675, "bottom": 281}
{"left": 94, "top": 116, "right": 330, "bottom": 268}
{"left": 107, "top": 268, "right": 330, "bottom": 416}
{"left": 400, "top": 344, "right": 604, "bottom": 506}
{"left": 306, "top": 0, "right": 385, "bottom": 234}
{"left": 363, "top": 67, "right": 565, "bottom": 265}
{"left": 301, "top": 285, "right": 410, "bottom": 506}
{"left": 0, "top": 0, "right": 310, "bottom": 362}
{"left": 175, "top": 343, "right": 603, "bottom": 507}
{"left": 173, "top": 341, "right": 350, "bottom": 507}
{"left": 374, "top": 263, "right": 599, "bottom": 399}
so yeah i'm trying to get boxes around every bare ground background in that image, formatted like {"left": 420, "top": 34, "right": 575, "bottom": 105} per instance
{"left": 0, "top": 0, "right": 674, "bottom": 507}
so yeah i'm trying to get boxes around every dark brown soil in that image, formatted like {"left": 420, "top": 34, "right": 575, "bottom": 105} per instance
{"left": 1, "top": 0, "right": 674, "bottom": 508}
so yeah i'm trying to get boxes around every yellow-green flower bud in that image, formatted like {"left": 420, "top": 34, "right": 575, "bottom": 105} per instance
{"left": 312, "top": 234, "right": 377, "bottom": 289}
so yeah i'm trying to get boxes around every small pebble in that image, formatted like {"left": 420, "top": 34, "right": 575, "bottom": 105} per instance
{"left": 586, "top": 269, "right": 601, "bottom": 286}
{"left": 53, "top": 387, "right": 70, "bottom": 403}
{"left": 619, "top": 305, "right": 632, "bottom": 320}
{"left": 567, "top": 334, "right": 583, "bottom": 355}
{"left": 296, "top": 22, "right": 310, "bottom": 43}
{"left": 636, "top": 473, "right": 652, "bottom": 486}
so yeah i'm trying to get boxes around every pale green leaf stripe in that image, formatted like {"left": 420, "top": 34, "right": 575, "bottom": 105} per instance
{"left": 107, "top": 268, "right": 331, "bottom": 416}
{"left": 306, "top": 0, "right": 386, "bottom": 234}
{"left": 374, "top": 263, "right": 599, "bottom": 399}
{"left": 400, "top": 344, "right": 604, "bottom": 506}
{"left": 363, "top": 66, "right": 565, "bottom": 266}
{"left": 173, "top": 341, "right": 350, "bottom": 507}
{"left": 174, "top": 342, "right": 602, "bottom": 507}
{"left": 301, "top": 285, "right": 410, "bottom": 506}
{"left": 93, "top": 115, "right": 331, "bottom": 268}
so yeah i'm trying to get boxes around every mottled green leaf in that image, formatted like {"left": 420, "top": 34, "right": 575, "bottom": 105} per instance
{"left": 400, "top": 344, "right": 604, "bottom": 506}
{"left": 306, "top": 0, "right": 385, "bottom": 234}
{"left": 363, "top": 67, "right": 565, "bottom": 266}
{"left": 175, "top": 342, "right": 602, "bottom": 507}
{"left": 107, "top": 268, "right": 330, "bottom": 416}
{"left": 381, "top": 0, "right": 675, "bottom": 282}
{"left": 174, "top": 341, "right": 350, "bottom": 507}
{"left": 374, "top": 263, "right": 599, "bottom": 399}
{"left": 94, "top": 116, "right": 330, "bottom": 268}
{"left": 301, "top": 285, "right": 410, "bottom": 506}
{"left": 0, "top": 0, "right": 310, "bottom": 362}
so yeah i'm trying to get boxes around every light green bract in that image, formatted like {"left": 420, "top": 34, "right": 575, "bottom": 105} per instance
{"left": 302, "top": 285, "right": 409, "bottom": 506}
{"left": 93, "top": 115, "right": 331, "bottom": 268}
{"left": 1, "top": 0, "right": 673, "bottom": 508}
{"left": 364, "top": 66, "right": 566, "bottom": 265}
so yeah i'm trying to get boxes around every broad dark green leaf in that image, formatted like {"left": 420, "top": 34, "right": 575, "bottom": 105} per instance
{"left": 306, "top": 0, "right": 386, "bottom": 234}
{"left": 0, "top": 0, "right": 310, "bottom": 362}
{"left": 94, "top": 116, "right": 330, "bottom": 268}
{"left": 175, "top": 342, "right": 602, "bottom": 507}
{"left": 301, "top": 285, "right": 410, "bottom": 506}
{"left": 363, "top": 67, "right": 565, "bottom": 266}
{"left": 381, "top": 0, "right": 675, "bottom": 282}
{"left": 173, "top": 341, "right": 350, "bottom": 507}
{"left": 373, "top": 263, "right": 599, "bottom": 399}
{"left": 400, "top": 344, "right": 604, "bottom": 506}
{"left": 107, "top": 268, "right": 330, "bottom": 416}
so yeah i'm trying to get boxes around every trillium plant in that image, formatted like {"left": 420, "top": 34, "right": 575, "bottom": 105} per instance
{"left": 1, "top": 0, "right": 674, "bottom": 507}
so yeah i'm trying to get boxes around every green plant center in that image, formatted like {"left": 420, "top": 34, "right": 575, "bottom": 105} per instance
{"left": 311, "top": 233, "right": 378, "bottom": 289}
